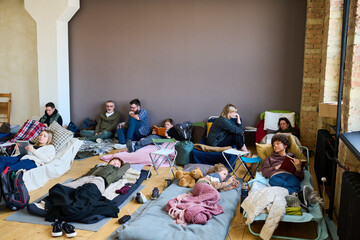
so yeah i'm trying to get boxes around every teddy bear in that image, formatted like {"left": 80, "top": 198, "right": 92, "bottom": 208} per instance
{"left": 175, "top": 167, "right": 203, "bottom": 188}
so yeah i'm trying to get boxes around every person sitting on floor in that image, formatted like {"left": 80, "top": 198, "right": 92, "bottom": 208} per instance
{"left": 207, "top": 103, "right": 249, "bottom": 153}
{"left": 197, "top": 163, "right": 239, "bottom": 192}
{"left": 117, "top": 98, "right": 149, "bottom": 144}
{"left": 275, "top": 117, "right": 300, "bottom": 138}
{"left": 39, "top": 102, "right": 63, "bottom": 127}
{"left": 0, "top": 129, "right": 55, "bottom": 172}
{"left": 80, "top": 100, "right": 121, "bottom": 142}
{"left": 126, "top": 118, "right": 183, "bottom": 152}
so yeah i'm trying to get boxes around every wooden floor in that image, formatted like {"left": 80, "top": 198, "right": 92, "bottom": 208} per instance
{"left": 0, "top": 148, "right": 324, "bottom": 240}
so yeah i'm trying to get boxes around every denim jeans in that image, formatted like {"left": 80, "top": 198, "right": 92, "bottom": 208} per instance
{"left": 0, "top": 155, "right": 37, "bottom": 172}
{"left": 269, "top": 172, "right": 301, "bottom": 194}
{"left": 117, "top": 117, "right": 143, "bottom": 144}
{"left": 80, "top": 130, "right": 113, "bottom": 141}
{"left": 133, "top": 134, "right": 163, "bottom": 151}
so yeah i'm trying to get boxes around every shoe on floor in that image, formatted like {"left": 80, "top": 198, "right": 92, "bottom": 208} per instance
{"left": 135, "top": 192, "right": 147, "bottom": 204}
{"left": 126, "top": 139, "right": 134, "bottom": 153}
{"left": 151, "top": 187, "right": 160, "bottom": 200}
{"left": 62, "top": 222, "right": 77, "bottom": 238}
{"left": 285, "top": 195, "right": 301, "bottom": 207}
{"left": 52, "top": 220, "right": 63, "bottom": 237}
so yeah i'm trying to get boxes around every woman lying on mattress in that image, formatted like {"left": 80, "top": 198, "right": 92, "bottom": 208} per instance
{"left": 0, "top": 129, "right": 55, "bottom": 172}
{"left": 261, "top": 134, "right": 321, "bottom": 209}
{"left": 166, "top": 163, "right": 239, "bottom": 225}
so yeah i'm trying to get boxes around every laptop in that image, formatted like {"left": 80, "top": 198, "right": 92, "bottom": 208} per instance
{"left": 16, "top": 140, "right": 30, "bottom": 155}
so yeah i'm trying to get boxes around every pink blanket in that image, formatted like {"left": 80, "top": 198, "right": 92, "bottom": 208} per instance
{"left": 101, "top": 143, "right": 176, "bottom": 167}
{"left": 165, "top": 183, "right": 223, "bottom": 226}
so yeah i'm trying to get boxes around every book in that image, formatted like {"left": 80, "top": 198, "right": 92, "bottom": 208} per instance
{"left": 153, "top": 126, "right": 166, "bottom": 137}
{"left": 279, "top": 155, "right": 307, "bottom": 173}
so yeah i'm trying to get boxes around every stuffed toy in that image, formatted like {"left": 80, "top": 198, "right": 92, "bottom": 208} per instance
{"left": 175, "top": 167, "right": 203, "bottom": 188}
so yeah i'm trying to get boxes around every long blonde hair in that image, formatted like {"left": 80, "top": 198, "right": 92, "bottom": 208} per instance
{"left": 34, "top": 129, "right": 54, "bottom": 146}
{"left": 220, "top": 104, "right": 237, "bottom": 119}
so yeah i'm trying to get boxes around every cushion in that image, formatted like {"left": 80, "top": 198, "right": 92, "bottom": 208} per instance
{"left": 256, "top": 134, "right": 305, "bottom": 160}
{"left": 264, "top": 111, "right": 295, "bottom": 131}
{"left": 49, "top": 122, "right": 74, "bottom": 151}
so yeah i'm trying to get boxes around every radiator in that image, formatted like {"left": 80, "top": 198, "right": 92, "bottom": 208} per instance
{"left": 315, "top": 129, "right": 335, "bottom": 185}
{"left": 337, "top": 171, "right": 360, "bottom": 240}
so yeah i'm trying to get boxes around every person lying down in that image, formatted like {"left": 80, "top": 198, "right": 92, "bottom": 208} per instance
{"left": 166, "top": 163, "right": 239, "bottom": 226}
{"left": 28, "top": 157, "right": 140, "bottom": 224}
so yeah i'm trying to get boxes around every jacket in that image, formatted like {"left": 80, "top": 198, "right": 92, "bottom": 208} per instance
{"left": 83, "top": 162, "right": 130, "bottom": 187}
{"left": 39, "top": 109, "right": 63, "bottom": 126}
{"left": 207, "top": 117, "right": 244, "bottom": 146}
{"left": 95, "top": 111, "right": 121, "bottom": 134}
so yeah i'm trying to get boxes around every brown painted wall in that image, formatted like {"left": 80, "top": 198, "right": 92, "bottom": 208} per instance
{"left": 69, "top": 0, "right": 306, "bottom": 128}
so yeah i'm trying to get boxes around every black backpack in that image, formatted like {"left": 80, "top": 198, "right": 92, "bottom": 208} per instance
{"left": 175, "top": 121, "right": 193, "bottom": 140}
{"left": 1, "top": 167, "right": 30, "bottom": 210}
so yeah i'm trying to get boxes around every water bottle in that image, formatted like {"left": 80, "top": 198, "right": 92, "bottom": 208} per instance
{"left": 240, "top": 182, "right": 249, "bottom": 213}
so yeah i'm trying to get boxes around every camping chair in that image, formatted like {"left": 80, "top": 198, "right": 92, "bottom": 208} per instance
{"left": 147, "top": 138, "right": 178, "bottom": 179}
{"left": 221, "top": 148, "right": 261, "bottom": 179}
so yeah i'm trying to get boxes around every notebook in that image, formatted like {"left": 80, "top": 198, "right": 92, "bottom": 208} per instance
{"left": 153, "top": 126, "right": 166, "bottom": 137}
{"left": 280, "top": 155, "right": 307, "bottom": 173}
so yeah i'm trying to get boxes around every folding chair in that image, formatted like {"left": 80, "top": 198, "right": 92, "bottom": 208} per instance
{"left": 147, "top": 138, "right": 178, "bottom": 179}
{"left": 221, "top": 148, "right": 261, "bottom": 179}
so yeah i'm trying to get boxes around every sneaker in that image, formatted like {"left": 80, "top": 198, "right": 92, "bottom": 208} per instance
{"left": 96, "top": 138, "right": 103, "bottom": 143}
{"left": 62, "top": 222, "right": 77, "bottom": 238}
{"left": 114, "top": 144, "right": 126, "bottom": 149}
{"left": 51, "top": 220, "right": 62, "bottom": 237}
{"left": 285, "top": 195, "right": 301, "bottom": 207}
{"left": 126, "top": 139, "right": 134, "bottom": 153}
{"left": 135, "top": 192, "right": 147, "bottom": 204}
{"left": 151, "top": 187, "right": 160, "bottom": 200}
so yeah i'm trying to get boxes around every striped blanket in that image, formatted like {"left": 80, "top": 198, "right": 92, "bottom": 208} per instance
{"left": 9, "top": 120, "right": 46, "bottom": 143}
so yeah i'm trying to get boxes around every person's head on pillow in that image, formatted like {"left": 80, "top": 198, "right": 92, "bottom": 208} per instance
{"left": 278, "top": 117, "right": 292, "bottom": 131}
{"left": 271, "top": 134, "right": 290, "bottom": 153}
{"left": 108, "top": 157, "right": 124, "bottom": 168}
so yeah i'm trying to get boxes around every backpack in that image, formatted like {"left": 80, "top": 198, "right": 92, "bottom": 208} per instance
{"left": 67, "top": 122, "right": 80, "bottom": 135}
{"left": 1, "top": 167, "right": 30, "bottom": 211}
{"left": 175, "top": 121, "right": 193, "bottom": 140}
{"left": 81, "top": 117, "right": 97, "bottom": 130}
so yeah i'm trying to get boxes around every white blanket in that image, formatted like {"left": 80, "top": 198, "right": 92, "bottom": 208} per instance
{"left": 23, "top": 138, "right": 83, "bottom": 191}
{"left": 241, "top": 186, "right": 288, "bottom": 240}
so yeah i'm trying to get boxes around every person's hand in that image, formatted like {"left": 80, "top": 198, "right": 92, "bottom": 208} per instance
{"left": 227, "top": 176, "right": 235, "bottom": 184}
{"left": 275, "top": 164, "right": 281, "bottom": 170}
{"left": 164, "top": 132, "right": 170, "bottom": 139}
{"left": 232, "top": 178, "right": 239, "bottom": 188}
{"left": 129, "top": 111, "right": 134, "bottom": 116}
{"left": 152, "top": 129, "right": 156, "bottom": 134}
{"left": 291, "top": 158, "right": 302, "bottom": 172}
{"left": 43, "top": 123, "right": 48, "bottom": 127}
{"left": 25, "top": 144, "right": 35, "bottom": 153}
{"left": 14, "top": 143, "right": 19, "bottom": 151}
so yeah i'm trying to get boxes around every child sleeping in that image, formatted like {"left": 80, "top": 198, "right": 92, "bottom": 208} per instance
{"left": 166, "top": 163, "right": 239, "bottom": 225}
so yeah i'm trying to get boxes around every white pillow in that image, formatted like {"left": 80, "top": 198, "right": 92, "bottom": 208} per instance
{"left": 264, "top": 111, "right": 295, "bottom": 131}
{"left": 49, "top": 122, "right": 74, "bottom": 151}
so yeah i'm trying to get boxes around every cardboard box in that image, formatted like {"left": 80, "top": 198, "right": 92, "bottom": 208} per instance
{"left": 318, "top": 102, "right": 341, "bottom": 118}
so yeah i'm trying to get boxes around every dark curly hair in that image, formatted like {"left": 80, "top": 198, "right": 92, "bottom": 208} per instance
{"left": 271, "top": 134, "right": 291, "bottom": 151}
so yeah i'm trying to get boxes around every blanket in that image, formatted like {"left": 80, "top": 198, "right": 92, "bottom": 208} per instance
{"left": 165, "top": 183, "right": 223, "bottom": 226}
{"left": 241, "top": 186, "right": 288, "bottom": 240}
{"left": 193, "top": 143, "right": 231, "bottom": 152}
{"left": 9, "top": 119, "right": 46, "bottom": 143}
{"left": 101, "top": 143, "right": 174, "bottom": 166}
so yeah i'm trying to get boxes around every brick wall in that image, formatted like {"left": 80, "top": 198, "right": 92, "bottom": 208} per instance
{"left": 300, "top": 0, "right": 326, "bottom": 149}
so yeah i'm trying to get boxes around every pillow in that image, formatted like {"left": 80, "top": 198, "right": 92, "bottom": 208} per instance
{"left": 264, "top": 111, "right": 295, "bottom": 131}
{"left": 256, "top": 135, "right": 305, "bottom": 161}
{"left": 182, "top": 163, "right": 213, "bottom": 176}
{"left": 49, "top": 122, "right": 74, "bottom": 151}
